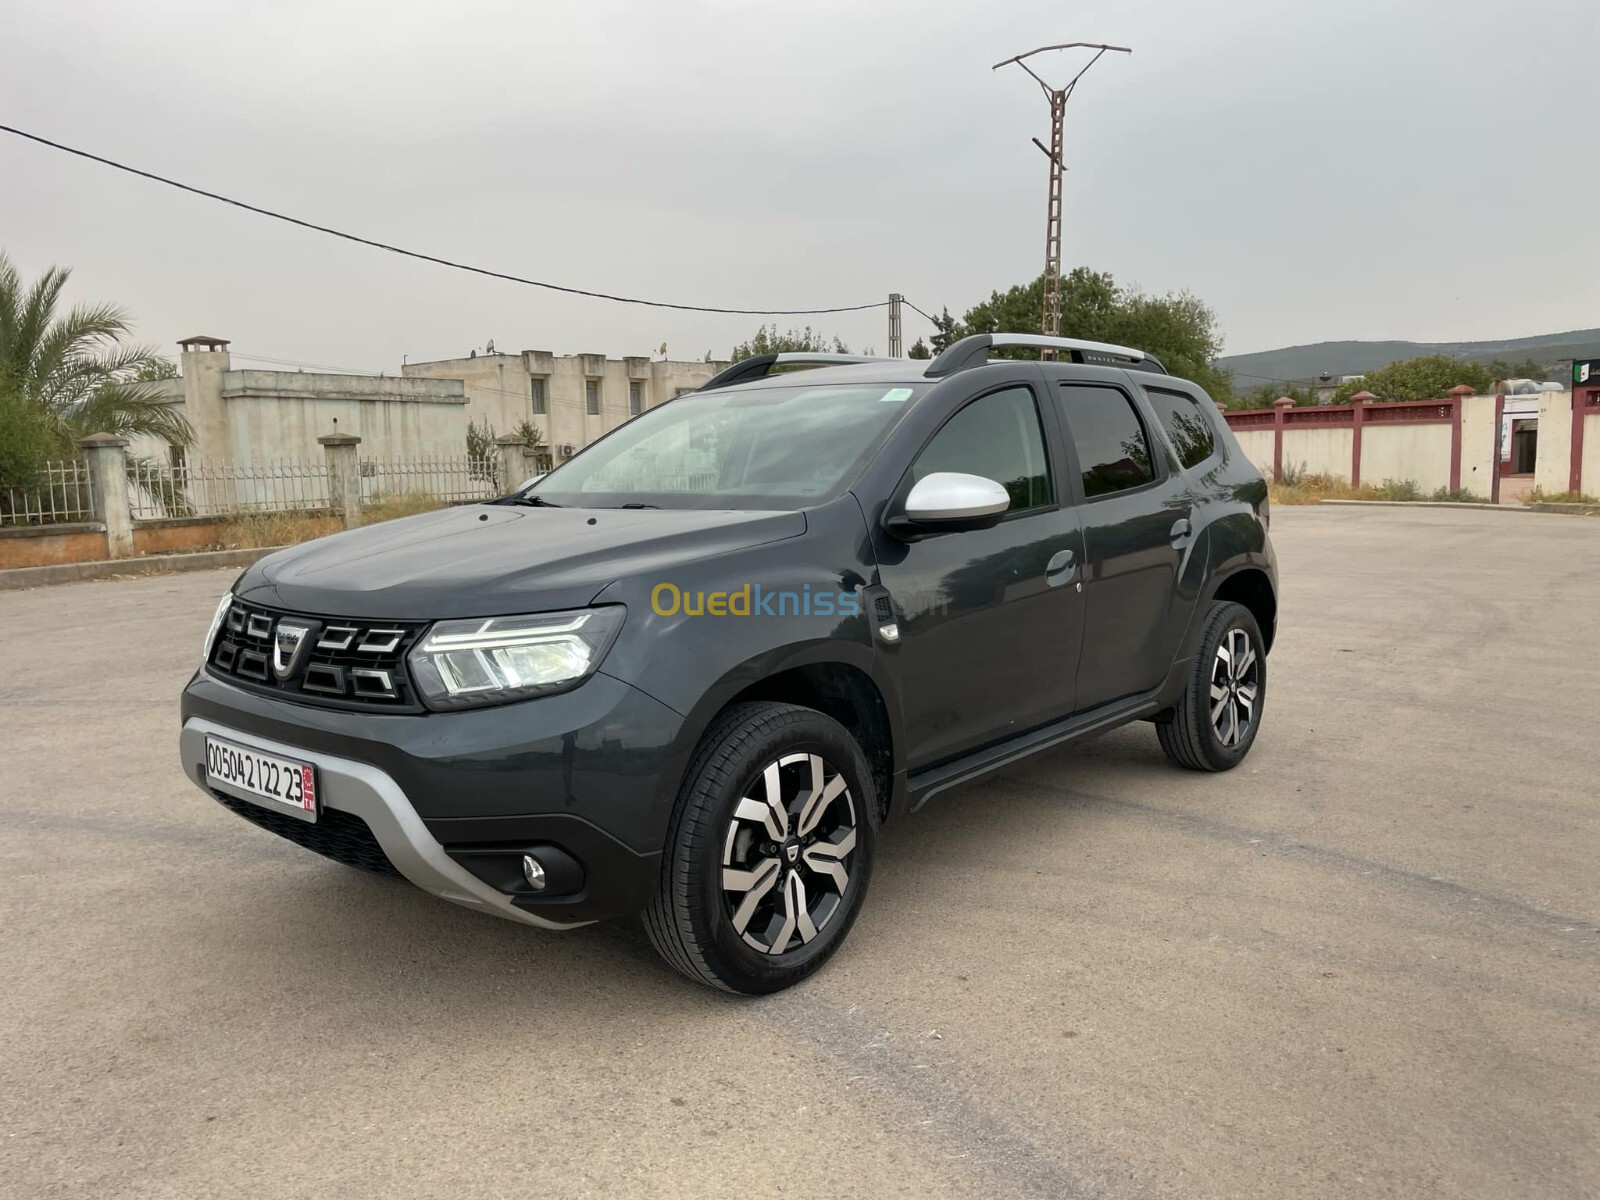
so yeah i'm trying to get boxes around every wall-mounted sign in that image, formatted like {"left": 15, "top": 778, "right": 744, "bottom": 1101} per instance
{"left": 1575, "top": 359, "right": 1600, "bottom": 385}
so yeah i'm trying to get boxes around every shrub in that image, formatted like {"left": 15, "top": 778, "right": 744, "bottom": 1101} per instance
{"left": 1274, "top": 459, "right": 1306, "bottom": 487}
{"left": 1525, "top": 487, "right": 1600, "bottom": 505}
{"left": 1374, "top": 478, "right": 1422, "bottom": 502}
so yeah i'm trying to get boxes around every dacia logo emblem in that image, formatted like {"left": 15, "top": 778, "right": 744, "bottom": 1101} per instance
{"left": 272, "top": 621, "right": 317, "bottom": 680}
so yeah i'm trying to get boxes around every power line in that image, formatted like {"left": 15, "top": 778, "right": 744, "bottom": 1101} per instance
{"left": 0, "top": 123, "right": 890, "bottom": 318}
{"left": 903, "top": 298, "right": 939, "bottom": 324}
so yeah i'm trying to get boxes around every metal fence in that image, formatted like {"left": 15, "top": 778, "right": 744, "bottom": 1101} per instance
{"left": 4, "top": 453, "right": 518, "bottom": 527}
{"left": 0, "top": 461, "right": 95, "bottom": 526}
{"left": 359, "top": 457, "right": 501, "bottom": 505}
{"left": 126, "top": 459, "right": 332, "bottom": 519}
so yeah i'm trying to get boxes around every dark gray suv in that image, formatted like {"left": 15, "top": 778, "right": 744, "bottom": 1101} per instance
{"left": 179, "top": 333, "right": 1278, "bottom": 993}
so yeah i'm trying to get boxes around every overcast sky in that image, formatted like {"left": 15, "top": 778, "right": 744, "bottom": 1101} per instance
{"left": 3, "top": 0, "right": 1596, "bottom": 375}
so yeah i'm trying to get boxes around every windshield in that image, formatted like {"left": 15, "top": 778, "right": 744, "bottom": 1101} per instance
{"left": 525, "top": 380, "right": 924, "bottom": 509}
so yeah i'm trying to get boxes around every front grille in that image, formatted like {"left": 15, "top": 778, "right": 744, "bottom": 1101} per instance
{"left": 213, "top": 791, "right": 400, "bottom": 876}
{"left": 209, "top": 599, "right": 428, "bottom": 712}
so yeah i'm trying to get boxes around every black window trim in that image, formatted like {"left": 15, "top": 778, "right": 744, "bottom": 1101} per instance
{"left": 1142, "top": 382, "right": 1221, "bottom": 473}
{"left": 1053, "top": 379, "right": 1169, "bottom": 505}
{"left": 894, "top": 379, "right": 1062, "bottom": 526}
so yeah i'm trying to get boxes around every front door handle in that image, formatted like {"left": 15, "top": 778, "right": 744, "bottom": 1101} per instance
{"left": 1045, "top": 547, "right": 1076, "bottom": 587}
{"left": 1170, "top": 518, "right": 1194, "bottom": 548}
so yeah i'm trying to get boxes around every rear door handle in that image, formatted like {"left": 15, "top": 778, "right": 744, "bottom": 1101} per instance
{"left": 1169, "top": 518, "right": 1194, "bottom": 548}
{"left": 1045, "top": 548, "right": 1076, "bottom": 587}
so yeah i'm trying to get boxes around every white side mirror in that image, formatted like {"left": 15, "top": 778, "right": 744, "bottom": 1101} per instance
{"left": 903, "top": 472, "right": 1011, "bottom": 523}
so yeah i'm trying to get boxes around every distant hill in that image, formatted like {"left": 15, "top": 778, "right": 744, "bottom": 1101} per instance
{"left": 1218, "top": 329, "right": 1600, "bottom": 386}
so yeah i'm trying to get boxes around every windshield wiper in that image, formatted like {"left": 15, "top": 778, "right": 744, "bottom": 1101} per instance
{"left": 615, "top": 502, "right": 659, "bottom": 509}
{"left": 504, "top": 493, "right": 566, "bottom": 508}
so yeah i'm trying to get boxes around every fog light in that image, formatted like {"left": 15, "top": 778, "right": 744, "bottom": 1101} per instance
{"left": 521, "top": 854, "right": 547, "bottom": 891}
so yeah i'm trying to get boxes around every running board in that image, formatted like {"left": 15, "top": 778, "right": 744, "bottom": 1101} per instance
{"left": 905, "top": 690, "right": 1167, "bottom": 814}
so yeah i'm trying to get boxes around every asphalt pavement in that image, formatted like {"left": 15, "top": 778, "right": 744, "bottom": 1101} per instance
{"left": 2, "top": 505, "right": 1597, "bottom": 1199}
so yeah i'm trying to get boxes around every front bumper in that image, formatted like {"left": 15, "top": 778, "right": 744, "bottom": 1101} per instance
{"left": 181, "top": 716, "right": 590, "bottom": 929}
{"left": 180, "top": 669, "right": 698, "bottom": 925}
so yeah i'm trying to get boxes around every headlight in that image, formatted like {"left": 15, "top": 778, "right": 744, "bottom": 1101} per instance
{"left": 408, "top": 607, "right": 625, "bottom": 709}
{"left": 203, "top": 591, "right": 233, "bottom": 661}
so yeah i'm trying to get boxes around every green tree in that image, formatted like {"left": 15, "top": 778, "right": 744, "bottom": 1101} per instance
{"left": 730, "top": 324, "right": 850, "bottom": 362}
{"left": 134, "top": 357, "right": 180, "bottom": 381}
{"left": 927, "top": 306, "right": 961, "bottom": 354}
{"left": 931, "top": 269, "right": 1235, "bottom": 404}
{"left": 1482, "top": 357, "right": 1549, "bottom": 381}
{"left": 1333, "top": 355, "right": 1494, "bottom": 403}
{"left": 907, "top": 338, "right": 931, "bottom": 360}
{"left": 1240, "top": 382, "right": 1315, "bottom": 408}
{"left": 0, "top": 252, "right": 191, "bottom": 469}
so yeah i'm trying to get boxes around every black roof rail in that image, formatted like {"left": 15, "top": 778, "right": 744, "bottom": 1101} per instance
{"left": 925, "top": 333, "right": 1167, "bottom": 377}
{"left": 698, "top": 352, "right": 898, "bottom": 392}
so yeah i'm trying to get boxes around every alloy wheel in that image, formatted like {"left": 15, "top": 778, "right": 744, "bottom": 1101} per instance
{"left": 720, "top": 752, "right": 858, "bottom": 956}
{"left": 1210, "top": 627, "right": 1259, "bottom": 748}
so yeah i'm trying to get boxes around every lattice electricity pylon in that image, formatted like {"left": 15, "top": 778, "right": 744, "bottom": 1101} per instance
{"left": 994, "top": 43, "right": 1131, "bottom": 359}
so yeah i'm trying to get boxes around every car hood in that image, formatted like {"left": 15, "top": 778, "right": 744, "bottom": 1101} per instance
{"left": 233, "top": 504, "right": 808, "bottom": 619}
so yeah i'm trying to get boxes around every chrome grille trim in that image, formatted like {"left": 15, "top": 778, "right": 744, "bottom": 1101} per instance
{"left": 207, "top": 600, "right": 426, "bottom": 712}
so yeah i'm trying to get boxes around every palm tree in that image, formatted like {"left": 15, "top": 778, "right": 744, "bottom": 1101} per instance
{"left": 0, "top": 251, "right": 192, "bottom": 461}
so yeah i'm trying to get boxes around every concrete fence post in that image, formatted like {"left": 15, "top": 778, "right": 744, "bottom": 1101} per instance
{"left": 494, "top": 434, "right": 528, "bottom": 493}
{"left": 1349, "top": 394, "right": 1367, "bottom": 487}
{"left": 1271, "top": 397, "right": 1295, "bottom": 480}
{"left": 78, "top": 433, "right": 134, "bottom": 559}
{"left": 521, "top": 441, "right": 549, "bottom": 483}
{"left": 1448, "top": 384, "right": 1475, "bottom": 493}
{"left": 318, "top": 434, "right": 363, "bottom": 529}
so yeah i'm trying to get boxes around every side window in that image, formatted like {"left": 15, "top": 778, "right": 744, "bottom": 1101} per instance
{"left": 912, "top": 387, "right": 1052, "bottom": 512}
{"left": 1146, "top": 388, "right": 1216, "bottom": 470}
{"left": 1059, "top": 385, "right": 1156, "bottom": 499}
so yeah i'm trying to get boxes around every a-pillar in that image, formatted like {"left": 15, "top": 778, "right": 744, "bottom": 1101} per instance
{"left": 318, "top": 433, "right": 363, "bottom": 529}
{"left": 78, "top": 433, "right": 134, "bottom": 558}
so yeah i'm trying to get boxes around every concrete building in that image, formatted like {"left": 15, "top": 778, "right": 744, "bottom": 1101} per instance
{"left": 402, "top": 349, "right": 728, "bottom": 462}
{"left": 135, "top": 337, "right": 469, "bottom": 465}
{"left": 131, "top": 337, "right": 726, "bottom": 471}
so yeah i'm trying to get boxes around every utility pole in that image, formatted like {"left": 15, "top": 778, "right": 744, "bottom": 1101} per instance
{"left": 994, "top": 42, "right": 1130, "bottom": 358}
{"left": 887, "top": 293, "right": 904, "bottom": 357}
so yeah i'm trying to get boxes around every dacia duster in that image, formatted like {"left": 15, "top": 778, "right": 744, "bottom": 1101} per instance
{"left": 180, "top": 333, "right": 1278, "bottom": 993}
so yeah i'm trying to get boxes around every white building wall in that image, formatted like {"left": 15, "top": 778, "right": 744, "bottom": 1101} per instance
{"left": 403, "top": 351, "right": 727, "bottom": 460}
{"left": 1457, "top": 394, "right": 1497, "bottom": 497}
{"left": 1360, "top": 423, "right": 1453, "bottom": 492}
{"left": 1535, "top": 392, "right": 1575, "bottom": 495}
{"left": 1281, "top": 427, "right": 1354, "bottom": 479}
{"left": 1583, "top": 412, "right": 1600, "bottom": 498}
{"left": 1230, "top": 429, "right": 1274, "bottom": 475}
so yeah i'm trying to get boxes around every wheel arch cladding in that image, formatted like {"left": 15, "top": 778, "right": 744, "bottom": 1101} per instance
{"left": 722, "top": 662, "right": 894, "bottom": 822}
{"left": 1212, "top": 568, "right": 1276, "bottom": 653}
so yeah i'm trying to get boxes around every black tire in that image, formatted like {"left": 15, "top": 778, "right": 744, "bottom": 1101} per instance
{"left": 644, "top": 702, "right": 876, "bottom": 994}
{"left": 1155, "top": 601, "right": 1266, "bottom": 772}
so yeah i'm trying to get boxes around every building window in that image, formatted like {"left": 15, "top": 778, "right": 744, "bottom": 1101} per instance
{"left": 585, "top": 379, "right": 600, "bottom": 415}
{"left": 629, "top": 381, "right": 644, "bottom": 416}
{"left": 530, "top": 377, "right": 547, "bottom": 415}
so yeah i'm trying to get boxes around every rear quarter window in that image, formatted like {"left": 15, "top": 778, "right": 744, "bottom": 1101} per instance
{"left": 1145, "top": 388, "right": 1217, "bottom": 470}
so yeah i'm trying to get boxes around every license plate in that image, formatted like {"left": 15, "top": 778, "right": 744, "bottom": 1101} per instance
{"left": 204, "top": 736, "right": 318, "bottom": 823}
